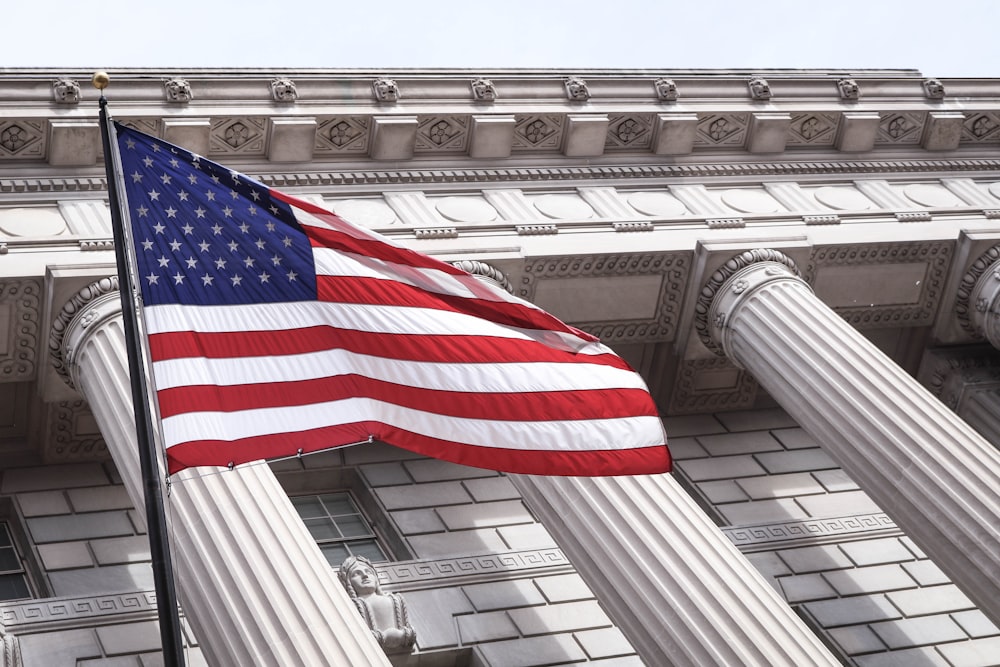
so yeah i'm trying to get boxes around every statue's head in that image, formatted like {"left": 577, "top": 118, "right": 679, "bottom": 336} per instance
{"left": 338, "top": 555, "right": 380, "bottom": 598}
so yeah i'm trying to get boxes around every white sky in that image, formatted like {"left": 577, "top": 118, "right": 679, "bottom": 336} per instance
{"left": 3, "top": 0, "right": 998, "bottom": 77}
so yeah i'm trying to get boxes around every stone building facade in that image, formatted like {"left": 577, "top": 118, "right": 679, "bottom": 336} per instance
{"left": 0, "top": 68, "right": 999, "bottom": 666}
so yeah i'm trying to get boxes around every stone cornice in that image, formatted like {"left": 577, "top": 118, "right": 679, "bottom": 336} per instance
{"left": 3, "top": 70, "right": 1000, "bottom": 169}
{"left": 4, "top": 158, "right": 1000, "bottom": 195}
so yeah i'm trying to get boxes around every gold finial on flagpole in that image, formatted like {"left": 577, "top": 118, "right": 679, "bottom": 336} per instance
{"left": 92, "top": 71, "right": 110, "bottom": 90}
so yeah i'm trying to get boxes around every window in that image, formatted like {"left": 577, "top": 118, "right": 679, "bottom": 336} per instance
{"left": 0, "top": 522, "right": 31, "bottom": 601}
{"left": 291, "top": 492, "right": 388, "bottom": 567}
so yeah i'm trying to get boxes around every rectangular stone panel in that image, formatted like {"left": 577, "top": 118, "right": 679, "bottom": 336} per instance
{"left": 813, "top": 263, "right": 927, "bottom": 308}
{"left": 532, "top": 275, "right": 663, "bottom": 323}
{"left": 28, "top": 511, "right": 134, "bottom": 543}
{"left": 508, "top": 600, "right": 611, "bottom": 636}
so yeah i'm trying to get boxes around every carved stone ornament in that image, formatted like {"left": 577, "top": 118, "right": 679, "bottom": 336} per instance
{"left": 450, "top": 259, "right": 513, "bottom": 293}
{"left": 372, "top": 77, "right": 399, "bottom": 103}
{"left": 654, "top": 77, "right": 679, "bottom": 101}
{"left": 471, "top": 77, "right": 497, "bottom": 101}
{"left": 694, "top": 249, "right": 801, "bottom": 354}
{"left": 338, "top": 556, "right": 416, "bottom": 655}
{"left": 52, "top": 78, "right": 80, "bottom": 104}
{"left": 747, "top": 76, "right": 771, "bottom": 100}
{"left": 49, "top": 276, "right": 120, "bottom": 389}
{"left": 923, "top": 78, "right": 946, "bottom": 99}
{"left": 163, "top": 77, "right": 193, "bottom": 103}
{"left": 0, "top": 627, "right": 22, "bottom": 667}
{"left": 270, "top": 77, "right": 298, "bottom": 102}
{"left": 565, "top": 76, "right": 591, "bottom": 101}
{"left": 837, "top": 78, "right": 860, "bottom": 100}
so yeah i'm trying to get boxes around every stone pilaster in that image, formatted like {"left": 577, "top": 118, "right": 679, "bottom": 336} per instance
{"left": 50, "top": 278, "right": 391, "bottom": 667}
{"left": 512, "top": 474, "right": 840, "bottom": 666}
{"left": 702, "top": 250, "right": 1000, "bottom": 624}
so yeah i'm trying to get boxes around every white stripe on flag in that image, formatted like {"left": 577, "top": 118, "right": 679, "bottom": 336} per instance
{"left": 161, "top": 397, "right": 665, "bottom": 452}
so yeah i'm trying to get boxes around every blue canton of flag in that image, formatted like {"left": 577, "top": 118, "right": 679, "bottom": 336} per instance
{"left": 115, "top": 122, "right": 316, "bottom": 307}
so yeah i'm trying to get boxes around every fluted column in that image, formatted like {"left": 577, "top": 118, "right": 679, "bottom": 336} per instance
{"left": 956, "top": 386, "right": 1000, "bottom": 445}
{"left": 700, "top": 249, "right": 1000, "bottom": 624}
{"left": 50, "top": 278, "right": 391, "bottom": 667}
{"left": 512, "top": 473, "right": 840, "bottom": 666}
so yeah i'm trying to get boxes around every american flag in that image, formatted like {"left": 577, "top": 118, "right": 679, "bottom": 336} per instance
{"left": 114, "top": 122, "right": 670, "bottom": 476}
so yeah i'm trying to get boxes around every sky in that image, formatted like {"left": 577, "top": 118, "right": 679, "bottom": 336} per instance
{"left": 3, "top": 0, "right": 999, "bottom": 77}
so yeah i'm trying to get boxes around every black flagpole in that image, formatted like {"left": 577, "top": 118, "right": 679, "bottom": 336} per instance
{"left": 94, "top": 72, "right": 186, "bottom": 666}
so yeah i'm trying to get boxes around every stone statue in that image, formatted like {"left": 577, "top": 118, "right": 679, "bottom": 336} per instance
{"left": 338, "top": 556, "right": 416, "bottom": 654}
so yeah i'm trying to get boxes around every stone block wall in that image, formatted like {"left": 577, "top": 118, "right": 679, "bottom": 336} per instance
{"left": 0, "top": 461, "right": 207, "bottom": 665}
{"left": 667, "top": 408, "right": 1000, "bottom": 666}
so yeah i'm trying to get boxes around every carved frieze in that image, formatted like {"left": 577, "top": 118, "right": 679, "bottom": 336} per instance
{"left": 43, "top": 400, "right": 109, "bottom": 463}
{"left": 0, "top": 279, "right": 40, "bottom": 382}
{"left": 209, "top": 117, "right": 267, "bottom": 156}
{"left": 723, "top": 513, "right": 898, "bottom": 550}
{"left": 519, "top": 252, "right": 687, "bottom": 344}
{"left": 315, "top": 116, "right": 370, "bottom": 154}
{"left": 695, "top": 113, "right": 749, "bottom": 147}
{"left": 1, "top": 591, "right": 158, "bottom": 631}
{"left": 805, "top": 242, "right": 952, "bottom": 329}
{"left": 876, "top": 112, "right": 926, "bottom": 144}
{"left": 0, "top": 120, "right": 45, "bottom": 160}
{"left": 512, "top": 114, "right": 565, "bottom": 151}
{"left": 605, "top": 114, "right": 653, "bottom": 150}
{"left": 961, "top": 112, "right": 1000, "bottom": 143}
{"left": 376, "top": 548, "right": 570, "bottom": 589}
{"left": 414, "top": 115, "right": 469, "bottom": 153}
{"left": 787, "top": 113, "right": 838, "bottom": 146}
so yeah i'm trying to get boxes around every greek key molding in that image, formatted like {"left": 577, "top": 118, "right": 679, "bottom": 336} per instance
{"left": 375, "top": 549, "right": 570, "bottom": 591}
{"left": 519, "top": 252, "right": 688, "bottom": 344}
{"left": 0, "top": 279, "right": 40, "bottom": 382}
{"left": 1, "top": 591, "right": 158, "bottom": 632}
{"left": 805, "top": 241, "right": 952, "bottom": 330}
{"left": 723, "top": 512, "right": 899, "bottom": 550}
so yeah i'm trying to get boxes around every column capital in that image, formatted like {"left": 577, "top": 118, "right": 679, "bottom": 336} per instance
{"left": 48, "top": 275, "right": 120, "bottom": 390}
{"left": 693, "top": 248, "right": 802, "bottom": 357}
{"left": 957, "top": 244, "right": 1000, "bottom": 348}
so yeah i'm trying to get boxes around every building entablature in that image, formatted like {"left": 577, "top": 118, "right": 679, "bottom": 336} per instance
{"left": 2, "top": 69, "right": 1000, "bottom": 171}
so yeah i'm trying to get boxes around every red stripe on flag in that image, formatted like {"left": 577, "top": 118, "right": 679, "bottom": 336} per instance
{"left": 155, "top": 375, "right": 658, "bottom": 421}
{"left": 148, "top": 327, "right": 632, "bottom": 370}
{"left": 271, "top": 190, "right": 467, "bottom": 275}
{"left": 314, "top": 275, "right": 595, "bottom": 343}
{"left": 165, "top": 421, "right": 671, "bottom": 477}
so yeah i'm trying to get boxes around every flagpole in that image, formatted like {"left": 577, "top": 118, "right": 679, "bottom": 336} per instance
{"left": 93, "top": 72, "right": 186, "bottom": 667}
